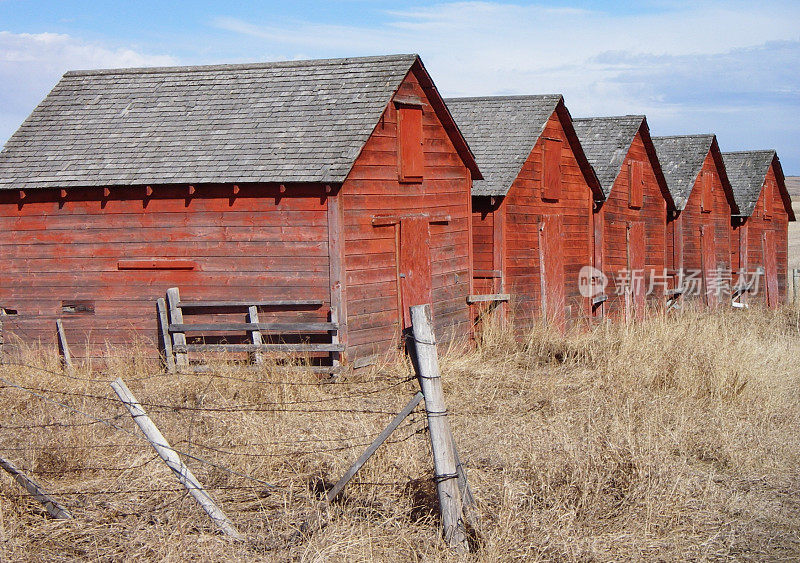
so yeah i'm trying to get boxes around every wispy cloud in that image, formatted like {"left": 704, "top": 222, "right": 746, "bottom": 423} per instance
{"left": 209, "top": 1, "right": 800, "bottom": 170}
{"left": 0, "top": 31, "right": 176, "bottom": 140}
{"left": 2, "top": 2, "right": 799, "bottom": 171}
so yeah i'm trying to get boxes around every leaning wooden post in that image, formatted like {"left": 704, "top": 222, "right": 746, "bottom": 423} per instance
{"left": 327, "top": 391, "right": 423, "bottom": 502}
{"left": 55, "top": 319, "right": 73, "bottom": 371}
{"left": 165, "top": 288, "right": 189, "bottom": 370}
{"left": 409, "top": 304, "right": 468, "bottom": 552}
{"left": 0, "top": 455, "right": 72, "bottom": 519}
{"left": 110, "top": 378, "right": 242, "bottom": 539}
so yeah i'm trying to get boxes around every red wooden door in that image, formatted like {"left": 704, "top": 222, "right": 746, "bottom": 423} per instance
{"left": 700, "top": 224, "right": 717, "bottom": 306}
{"left": 763, "top": 230, "right": 778, "bottom": 308}
{"left": 538, "top": 215, "right": 565, "bottom": 330}
{"left": 399, "top": 216, "right": 432, "bottom": 328}
{"left": 626, "top": 221, "right": 646, "bottom": 320}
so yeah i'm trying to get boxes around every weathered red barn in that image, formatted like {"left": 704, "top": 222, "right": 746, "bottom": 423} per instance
{"left": 571, "top": 116, "right": 674, "bottom": 320}
{"left": 0, "top": 54, "right": 481, "bottom": 365}
{"left": 652, "top": 135, "right": 738, "bottom": 307}
{"left": 723, "top": 150, "right": 795, "bottom": 308}
{"left": 445, "top": 95, "right": 601, "bottom": 329}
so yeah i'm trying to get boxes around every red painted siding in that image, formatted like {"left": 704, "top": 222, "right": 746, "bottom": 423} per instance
{"left": 472, "top": 198, "right": 498, "bottom": 296}
{"left": 480, "top": 110, "right": 594, "bottom": 328}
{"left": 667, "top": 151, "right": 733, "bottom": 306}
{"left": 0, "top": 185, "right": 331, "bottom": 357}
{"left": 341, "top": 69, "right": 473, "bottom": 360}
{"left": 732, "top": 164, "right": 790, "bottom": 307}
{"left": 596, "top": 131, "right": 667, "bottom": 318}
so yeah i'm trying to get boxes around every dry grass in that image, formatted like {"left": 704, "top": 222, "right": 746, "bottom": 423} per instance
{"left": 1, "top": 306, "right": 799, "bottom": 561}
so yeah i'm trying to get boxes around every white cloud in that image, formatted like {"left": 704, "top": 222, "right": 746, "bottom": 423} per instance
{"left": 3, "top": 2, "right": 799, "bottom": 170}
{"left": 0, "top": 31, "right": 177, "bottom": 142}
{"left": 209, "top": 1, "right": 800, "bottom": 171}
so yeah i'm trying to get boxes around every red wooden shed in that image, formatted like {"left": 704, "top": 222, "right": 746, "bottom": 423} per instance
{"left": 652, "top": 135, "right": 738, "bottom": 307}
{"left": 571, "top": 116, "right": 674, "bottom": 320}
{"left": 445, "top": 96, "right": 601, "bottom": 329}
{"left": 723, "top": 150, "right": 795, "bottom": 308}
{"left": 0, "top": 54, "right": 481, "bottom": 366}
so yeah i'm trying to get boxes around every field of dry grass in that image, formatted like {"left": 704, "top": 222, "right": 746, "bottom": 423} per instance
{"left": 1, "top": 305, "right": 799, "bottom": 561}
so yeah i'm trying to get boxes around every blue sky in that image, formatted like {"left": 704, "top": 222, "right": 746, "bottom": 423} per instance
{"left": 2, "top": 0, "right": 799, "bottom": 172}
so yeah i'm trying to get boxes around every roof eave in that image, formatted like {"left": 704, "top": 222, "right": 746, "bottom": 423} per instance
{"left": 709, "top": 137, "right": 740, "bottom": 215}
{"left": 638, "top": 118, "right": 677, "bottom": 212}
{"left": 555, "top": 100, "right": 604, "bottom": 201}
{"left": 412, "top": 58, "right": 483, "bottom": 181}
{"left": 771, "top": 153, "right": 796, "bottom": 221}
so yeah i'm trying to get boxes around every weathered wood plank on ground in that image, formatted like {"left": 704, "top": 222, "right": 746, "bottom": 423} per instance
{"left": 0, "top": 455, "right": 72, "bottom": 519}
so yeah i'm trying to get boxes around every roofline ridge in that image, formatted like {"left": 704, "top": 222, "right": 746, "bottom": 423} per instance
{"left": 573, "top": 114, "right": 645, "bottom": 121}
{"left": 445, "top": 94, "right": 563, "bottom": 103}
{"left": 652, "top": 133, "right": 715, "bottom": 140}
{"left": 63, "top": 54, "right": 419, "bottom": 77}
{"left": 721, "top": 149, "right": 777, "bottom": 155}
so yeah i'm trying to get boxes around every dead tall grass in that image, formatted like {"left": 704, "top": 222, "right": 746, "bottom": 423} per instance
{"left": 1, "top": 306, "right": 799, "bottom": 561}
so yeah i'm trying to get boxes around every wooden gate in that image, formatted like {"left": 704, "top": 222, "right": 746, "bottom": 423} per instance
{"left": 626, "top": 221, "right": 646, "bottom": 320}
{"left": 700, "top": 224, "right": 717, "bottom": 306}
{"left": 399, "top": 216, "right": 433, "bottom": 328}
{"left": 763, "top": 230, "right": 778, "bottom": 308}
{"left": 538, "top": 215, "right": 565, "bottom": 329}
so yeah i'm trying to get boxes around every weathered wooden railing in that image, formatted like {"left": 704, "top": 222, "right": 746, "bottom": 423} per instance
{"left": 157, "top": 287, "right": 342, "bottom": 374}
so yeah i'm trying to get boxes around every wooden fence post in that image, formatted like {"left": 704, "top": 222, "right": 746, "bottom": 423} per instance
{"left": 110, "top": 378, "right": 242, "bottom": 539}
{"left": 55, "top": 319, "right": 73, "bottom": 371}
{"left": 246, "top": 306, "right": 264, "bottom": 365}
{"left": 409, "top": 304, "right": 468, "bottom": 552}
{"left": 166, "top": 288, "right": 189, "bottom": 370}
{"left": 0, "top": 455, "right": 72, "bottom": 519}
{"left": 156, "top": 298, "right": 176, "bottom": 374}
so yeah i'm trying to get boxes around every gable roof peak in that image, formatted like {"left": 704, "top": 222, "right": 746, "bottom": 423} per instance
{"left": 722, "top": 149, "right": 783, "bottom": 217}
{"left": 64, "top": 54, "right": 420, "bottom": 77}
{"left": 445, "top": 95, "right": 598, "bottom": 197}
{"left": 571, "top": 115, "right": 646, "bottom": 196}
{"left": 0, "top": 54, "right": 485, "bottom": 189}
{"left": 651, "top": 134, "right": 718, "bottom": 210}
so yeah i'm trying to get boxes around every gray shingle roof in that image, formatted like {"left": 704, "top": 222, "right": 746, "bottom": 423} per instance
{"left": 0, "top": 54, "right": 438, "bottom": 189}
{"left": 571, "top": 115, "right": 644, "bottom": 197}
{"left": 651, "top": 135, "right": 715, "bottom": 210}
{"left": 721, "top": 150, "right": 777, "bottom": 217}
{"left": 444, "top": 95, "right": 562, "bottom": 197}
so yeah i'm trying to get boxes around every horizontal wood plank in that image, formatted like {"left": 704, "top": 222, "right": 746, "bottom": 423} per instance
{"left": 466, "top": 294, "right": 511, "bottom": 303}
{"left": 174, "top": 343, "right": 345, "bottom": 353}
{"left": 177, "top": 300, "right": 324, "bottom": 309}
{"left": 169, "top": 322, "right": 337, "bottom": 333}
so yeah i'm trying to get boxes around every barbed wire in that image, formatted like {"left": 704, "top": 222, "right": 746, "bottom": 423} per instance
{"left": 0, "top": 374, "right": 280, "bottom": 490}
{"left": 0, "top": 442, "right": 155, "bottom": 451}
{"left": 0, "top": 413, "right": 129, "bottom": 430}
{"left": 0, "top": 384, "right": 407, "bottom": 415}
{"left": 0, "top": 359, "right": 414, "bottom": 388}
{"left": 183, "top": 421, "right": 425, "bottom": 459}
{"left": 0, "top": 371, "right": 435, "bottom": 496}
